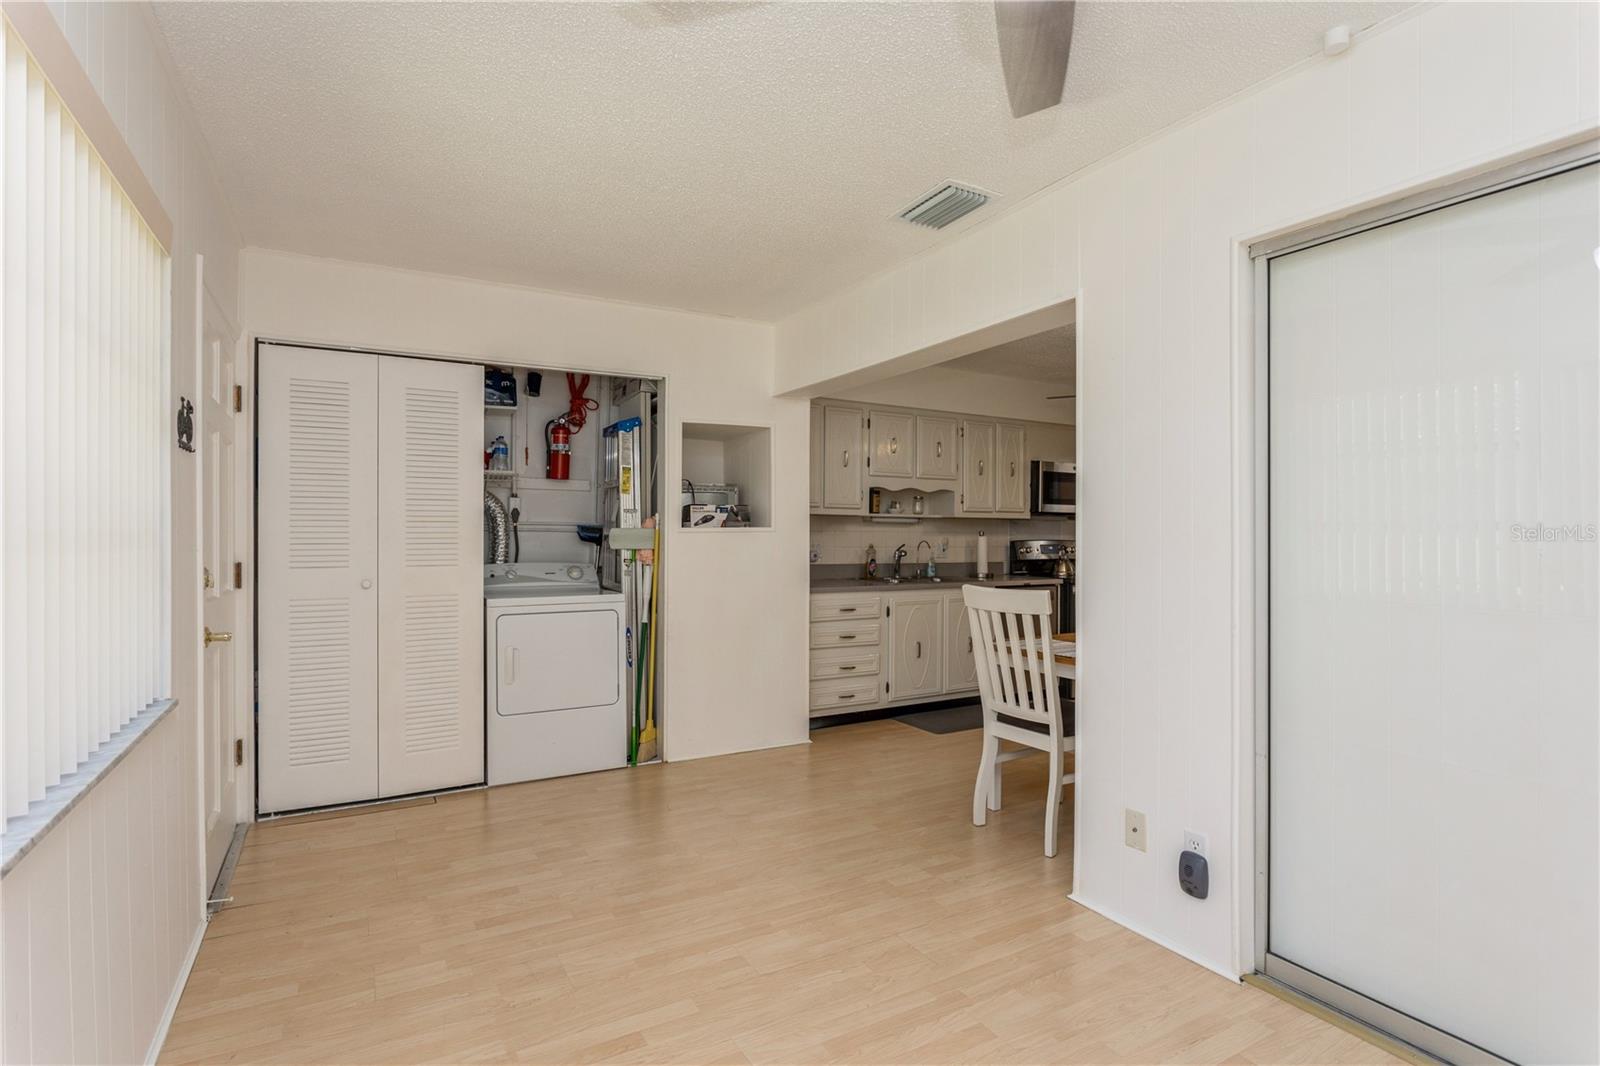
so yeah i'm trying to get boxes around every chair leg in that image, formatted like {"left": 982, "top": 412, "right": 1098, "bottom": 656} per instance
{"left": 973, "top": 733, "right": 998, "bottom": 827}
{"left": 1044, "top": 746, "right": 1062, "bottom": 858}
{"left": 989, "top": 755, "right": 1003, "bottom": 811}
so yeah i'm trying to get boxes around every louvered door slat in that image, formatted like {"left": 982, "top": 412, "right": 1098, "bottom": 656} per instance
{"left": 376, "top": 357, "right": 483, "bottom": 797}
{"left": 258, "top": 345, "right": 380, "bottom": 812}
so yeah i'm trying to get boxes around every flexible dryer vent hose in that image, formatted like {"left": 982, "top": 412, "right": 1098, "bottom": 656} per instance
{"left": 484, "top": 490, "right": 509, "bottom": 564}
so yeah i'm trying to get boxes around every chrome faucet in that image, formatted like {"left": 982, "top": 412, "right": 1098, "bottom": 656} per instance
{"left": 892, "top": 543, "right": 908, "bottom": 582}
{"left": 916, "top": 540, "right": 934, "bottom": 574}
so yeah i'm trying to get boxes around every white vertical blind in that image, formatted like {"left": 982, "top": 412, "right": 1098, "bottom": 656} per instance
{"left": 1, "top": 25, "right": 170, "bottom": 824}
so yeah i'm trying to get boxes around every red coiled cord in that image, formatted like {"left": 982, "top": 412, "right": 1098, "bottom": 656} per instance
{"left": 565, "top": 372, "right": 598, "bottom": 433}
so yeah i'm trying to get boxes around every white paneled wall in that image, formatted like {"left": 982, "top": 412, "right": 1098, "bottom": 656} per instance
{"left": 775, "top": 2, "right": 1599, "bottom": 976}
{"left": 3, "top": 3, "right": 242, "bottom": 1063}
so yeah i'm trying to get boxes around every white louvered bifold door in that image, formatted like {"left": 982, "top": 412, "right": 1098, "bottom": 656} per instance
{"left": 258, "top": 344, "right": 380, "bottom": 813}
{"left": 375, "top": 356, "right": 484, "bottom": 797}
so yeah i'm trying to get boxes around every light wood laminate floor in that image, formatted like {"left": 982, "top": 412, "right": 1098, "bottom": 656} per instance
{"left": 163, "top": 719, "right": 1393, "bottom": 1064}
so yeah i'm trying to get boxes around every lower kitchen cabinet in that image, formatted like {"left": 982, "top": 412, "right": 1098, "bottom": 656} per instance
{"left": 809, "top": 587, "right": 980, "bottom": 717}
{"left": 887, "top": 593, "right": 943, "bottom": 702}
{"left": 943, "top": 594, "right": 979, "bottom": 694}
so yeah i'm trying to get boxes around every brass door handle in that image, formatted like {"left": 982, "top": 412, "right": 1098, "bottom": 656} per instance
{"left": 204, "top": 627, "right": 233, "bottom": 646}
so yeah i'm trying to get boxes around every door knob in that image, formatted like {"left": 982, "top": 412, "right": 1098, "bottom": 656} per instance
{"left": 204, "top": 627, "right": 232, "bottom": 646}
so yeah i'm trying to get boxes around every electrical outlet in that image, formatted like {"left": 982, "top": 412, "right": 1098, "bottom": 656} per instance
{"left": 937, "top": 538, "right": 950, "bottom": 558}
{"left": 1124, "top": 809, "right": 1148, "bottom": 852}
{"left": 1183, "top": 830, "right": 1207, "bottom": 857}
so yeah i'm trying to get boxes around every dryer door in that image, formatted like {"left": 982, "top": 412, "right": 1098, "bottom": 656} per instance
{"left": 495, "top": 606, "right": 623, "bottom": 716}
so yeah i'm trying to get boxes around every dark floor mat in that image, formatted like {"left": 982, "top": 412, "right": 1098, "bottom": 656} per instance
{"left": 895, "top": 703, "right": 984, "bottom": 734}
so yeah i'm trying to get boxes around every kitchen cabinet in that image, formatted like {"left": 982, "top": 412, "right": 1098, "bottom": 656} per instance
{"left": 808, "top": 404, "right": 824, "bottom": 510}
{"left": 997, "top": 422, "right": 1027, "bottom": 515}
{"left": 819, "top": 404, "right": 866, "bottom": 512}
{"left": 887, "top": 593, "right": 943, "bottom": 701}
{"left": 868, "top": 409, "right": 915, "bottom": 478}
{"left": 915, "top": 415, "right": 958, "bottom": 480}
{"left": 960, "top": 419, "right": 996, "bottom": 513}
{"left": 942, "top": 592, "right": 979, "bottom": 694}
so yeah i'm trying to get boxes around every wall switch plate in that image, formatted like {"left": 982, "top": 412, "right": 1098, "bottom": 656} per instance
{"left": 1183, "top": 830, "right": 1207, "bottom": 857}
{"left": 937, "top": 538, "right": 950, "bottom": 558}
{"left": 1124, "top": 809, "right": 1147, "bottom": 852}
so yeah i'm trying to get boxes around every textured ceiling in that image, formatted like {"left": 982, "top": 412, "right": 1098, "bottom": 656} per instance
{"left": 151, "top": 1, "right": 1408, "bottom": 320}
{"left": 946, "top": 324, "right": 1076, "bottom": 386}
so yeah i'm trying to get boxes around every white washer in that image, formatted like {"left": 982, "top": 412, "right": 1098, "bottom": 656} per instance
{"left": 485, "top": 563, "right": 628, "bottom": 785}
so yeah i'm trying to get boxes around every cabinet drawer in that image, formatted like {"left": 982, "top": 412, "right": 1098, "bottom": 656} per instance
{"left": 809, "top": 619, "right": 882, "bottom": 648}
{"left": 809, "top": 675, "right": 882, "bottom": 712}
{"left": 810, "top": 646, "right": 882, "bottom": 680}
{"left": 809, "top": 594, "right": 882, "bottom": 621}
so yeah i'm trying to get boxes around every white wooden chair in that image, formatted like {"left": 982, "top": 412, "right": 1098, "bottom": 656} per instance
{"left": 963, "top": 585, "right": 1075, "bottom": 858}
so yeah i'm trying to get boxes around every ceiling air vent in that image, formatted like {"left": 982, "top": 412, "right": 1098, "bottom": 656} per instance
{"left": 899, "top": 183, "right": 990, "bottom": 229}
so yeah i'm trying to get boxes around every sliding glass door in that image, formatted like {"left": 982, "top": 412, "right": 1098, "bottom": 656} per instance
{"left": 1262, "top": 158, "right": 1598, "bottom": 1063}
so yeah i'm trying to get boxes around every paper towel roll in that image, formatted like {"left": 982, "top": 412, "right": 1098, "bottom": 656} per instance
{"left": 977, "top": 531, "right": 988, "bottom": 577}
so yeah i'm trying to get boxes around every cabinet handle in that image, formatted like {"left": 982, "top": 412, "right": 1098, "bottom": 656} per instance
{"left": 1010, "top": 461, "right": 1016, "bottom": 478}
{"left": 936, "top": 441, "right": 943, "bottom": 458}
{"left": 978, "top": 460, "right": 985, "bottom": 476}
{"left": 915, "top": 641, "right": 922, "bottom": 659}
{"left": 889, "top": 437, "right": 899, "bottom": 454}
{"left": 837, "top": 693, "right": 856, "bottom": 701}
{"left": 843, "top": 449, "right": 850, "bottom": 467}
{"left": 838, "top": 664, "right": 857, "bottom": 671}
{"left": 967, "top": 636, "right": 972, "bottom": 653}
{"left": 838, "top": 634, "right": 857, "bottom": 641}
{"left": 838, "top": 607, "right": 857, "bottom": 613}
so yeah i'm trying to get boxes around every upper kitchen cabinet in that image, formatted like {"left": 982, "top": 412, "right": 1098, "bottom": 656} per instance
{"left": 809, "top": 404, "right": 825, "bottom": 510}
{"left": 915, "top": 415, "right": 958, "bottom": 480}
{"left": 818, "top": 403, "right": 866, "bottom": 513}
{"left": 959, "top": 419, "right": 995, "bottom": 514}
{"left": 996, "top": 423, "right": 1027, "bottom": 515}
{"left": 868, "top": 410, "right": 915, "bottom": 478}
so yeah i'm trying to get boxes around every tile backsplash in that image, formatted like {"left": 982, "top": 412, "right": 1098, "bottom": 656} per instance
{"left": 809, "top": 515, "right": 1074, "bottom": 570}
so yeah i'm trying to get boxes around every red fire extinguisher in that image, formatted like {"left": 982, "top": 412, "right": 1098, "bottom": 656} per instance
{"left": 546, "top": 417, "right": 571, "bottom": 480}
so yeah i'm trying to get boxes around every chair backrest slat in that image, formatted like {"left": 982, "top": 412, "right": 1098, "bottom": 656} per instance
{"left": 962, "top": 585, "right": 1059, "bottom": 732}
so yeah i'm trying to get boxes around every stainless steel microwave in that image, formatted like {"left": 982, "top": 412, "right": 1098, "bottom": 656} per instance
{"left": 1030, "top": 460, "right": 1076, "bottom": 515}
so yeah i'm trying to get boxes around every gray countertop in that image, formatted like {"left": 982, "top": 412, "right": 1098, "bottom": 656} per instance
{"left": 811, "top": 575, "right": 1065, "bottom": 593}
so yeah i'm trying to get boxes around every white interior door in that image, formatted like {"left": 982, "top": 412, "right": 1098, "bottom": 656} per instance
{"left": 199, "top": 280, "right": 241, "bottom": 887}
{"left": 375, "top": 356, "right": 484, "bottom": 797}
{"left": 1266, "top": 162, "right": 1598, "bottom": 1064}
{"left": 258, "top": 345, "right": 380, "bottom": 813}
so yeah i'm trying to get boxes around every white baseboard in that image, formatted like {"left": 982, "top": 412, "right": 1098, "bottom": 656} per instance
{"left": 145, "top": 918, "right": 206, "bottom": 1065}
{"left": 1068, "top": 893, "right": 1244, "bottom": 984}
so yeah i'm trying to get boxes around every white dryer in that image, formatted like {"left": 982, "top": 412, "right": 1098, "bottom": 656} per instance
{"left": 484, "top": 563, "right": 628, "bottom": 786}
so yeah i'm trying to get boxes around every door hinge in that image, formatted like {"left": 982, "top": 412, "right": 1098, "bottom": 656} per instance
{"left": 233, "top": 738, "right": 244, "bottom": 766}
{"left": 233, "top": 384, "right": 243, "bottom": 413}
{"left": 233, "top": 561, "right": 243, "bottom": 589}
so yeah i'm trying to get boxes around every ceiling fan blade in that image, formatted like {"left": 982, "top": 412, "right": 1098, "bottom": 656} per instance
{"left": 994, "top": 0, "right": 1076, "bottom": 118}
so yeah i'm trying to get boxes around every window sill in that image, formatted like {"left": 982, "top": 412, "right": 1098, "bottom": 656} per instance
{"left": 0, "top": 697, "right": 178, "bottom": 877}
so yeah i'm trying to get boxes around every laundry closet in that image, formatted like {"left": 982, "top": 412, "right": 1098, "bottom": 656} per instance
{"left": 255, "top": 342, "right": 662, "bottom": 815}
